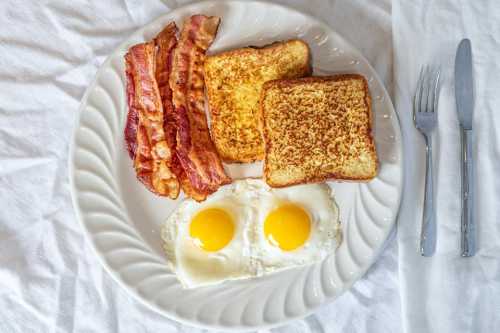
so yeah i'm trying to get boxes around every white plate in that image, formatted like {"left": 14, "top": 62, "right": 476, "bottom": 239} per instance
{"left": 69, "top": 0, "right": 403, "bottom": 331}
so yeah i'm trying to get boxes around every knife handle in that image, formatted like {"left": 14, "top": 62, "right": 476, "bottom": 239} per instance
{"left": 461, "top": 128, "right": 475, "bottom": 257}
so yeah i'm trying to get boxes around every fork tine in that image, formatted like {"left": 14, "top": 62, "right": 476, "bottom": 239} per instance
{"left": 432, "top": 68, "right": 441, "bottom": 112}
{"left": 414, "top": 66, "right": 425, "bottom": 118}
{"left": 425, "top": 66, "right": 434, "bottom": 113}
{"left": 420, "top": 66, "right": 430, "bottom": 113}
{"left": 428, "top": 67, "right": 438, "bottom": 113}
{"left": 426, "top": 67, "right": 438, "bottom": 113}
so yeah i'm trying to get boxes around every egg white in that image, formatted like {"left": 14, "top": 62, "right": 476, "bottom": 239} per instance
{"left": 252, "top": 183, "right": 341, "bottom": 275}
{"left": 162, "top": 179, "right": 341, "bottom": 288}
{"left": 162, "top": 184, "right": 256, "bottom": 288}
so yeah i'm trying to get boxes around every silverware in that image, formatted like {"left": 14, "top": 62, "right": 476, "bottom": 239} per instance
{"left": 454, "top": 39, "right": 475, "bottom": 257}
{"left": 414, "top": 66, "right": 441, "bottom": 257}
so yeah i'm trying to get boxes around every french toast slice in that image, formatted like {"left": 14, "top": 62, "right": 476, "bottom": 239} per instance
{"left": 260, "top": 75, "right": 378, "bottom": 187}
{"left": 204, "top": 40, "right": 311, "bottom": 163}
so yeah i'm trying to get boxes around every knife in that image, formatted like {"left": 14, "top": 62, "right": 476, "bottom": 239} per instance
{"left": 454, "top": 38, "right": 475, "bottom": 257}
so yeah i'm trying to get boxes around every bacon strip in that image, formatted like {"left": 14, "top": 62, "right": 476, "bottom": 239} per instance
{"left": 124, "top": 70, "right": 139, "bottom": 159}
{"left": 155, "top": 23, "right": 178, "bottom": 157}
{"left": 125, "top": 40, "right": 180, "bottom": 198}
{"left": 154, "top": 23, "right": 207, "bottom": 201}
{"left": 170, "top": 15, "right": 231, "bottom": 199}
{"left": 153, "top": 23, "right": 195, "bottom": 199}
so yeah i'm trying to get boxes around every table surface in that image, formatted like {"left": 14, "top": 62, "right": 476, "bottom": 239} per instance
{"left": 1, "top": 1, "right": 499, "bottom": 332}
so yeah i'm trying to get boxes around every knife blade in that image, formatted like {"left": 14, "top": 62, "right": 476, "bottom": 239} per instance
{"left": 455, "top": 39, "right": 474, "bottom": 130}
{"left": 454, "top": 38, "right": 475, "bottom": 257}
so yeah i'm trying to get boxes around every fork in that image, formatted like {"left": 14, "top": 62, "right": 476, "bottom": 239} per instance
{"left": 413, "top": 66, "right": 441, "bottom": 257}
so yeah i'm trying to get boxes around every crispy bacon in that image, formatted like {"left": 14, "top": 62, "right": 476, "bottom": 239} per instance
{"left": 155, "top": 22, "right": 178, "bottom": 151}
{"left": 134, "top": 122, "right": 155, "bottom": 192}
{"left": 170, "top": 15, "right": 231, "bottom": 199}
{"left": 124, "top": 17, "right": 231, "bottom": 201}
{"left": 153, "top": 23, "right": 207, "bottom": 201}
{"left": 124, "top": 70, "right": 139, "bottom": 159}
{"left": 125, "top": 40, "right": 180, "bottom": 198}
{"left": 154, "top": 23, "right": 191, "bottom": 198}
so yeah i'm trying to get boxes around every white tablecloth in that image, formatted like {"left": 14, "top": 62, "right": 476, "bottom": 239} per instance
{"left": 394, "top": 1, "right": 500, "bottom": 332}
{"left": 0, "top": 0, "right": 498, "bottom": 332}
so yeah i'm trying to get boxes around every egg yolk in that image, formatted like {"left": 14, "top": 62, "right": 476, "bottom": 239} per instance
{"left": 189, "top": 208, "right": 235, "bottom": 252}
{"left": 264, "top": 204, "right": 311, "bottom": 251}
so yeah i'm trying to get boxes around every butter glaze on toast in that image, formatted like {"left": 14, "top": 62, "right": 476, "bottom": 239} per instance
{"left": 260, "top": 75, "right": 378, "bottom": 187}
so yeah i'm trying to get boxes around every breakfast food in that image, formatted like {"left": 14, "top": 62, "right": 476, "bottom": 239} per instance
{"left": 170, "top": 15, "right": 230, "bottom": 201}
{"left": 124, "top": 16, "right": 230, "bottom": 201}
{"left": 124, "top": 27, "right": 180, "bottom": 198}
{"left": 163, "top": 182, "right": 254, "bottom": 288}
{"left": 162, "top": 179, "right": 340, "bottom": 288}
{"left": 204, "top": 40, "right": 311, "bottom": 163}
{"left": 253, "top": 181, "right": 341, "bottom": 274}
{"left": 154, "top": 23, "right": 195, "bottom": 199}
{"left": 260, "top": 75, "right": 378, "bottom": 187}
{"left": 117, "top": 14, "right": 385, "bottom": 293}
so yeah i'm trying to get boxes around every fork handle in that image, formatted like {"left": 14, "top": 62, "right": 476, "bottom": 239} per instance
{"left": 461, "top": 128, "right": 475, "bottom": 257}
{"left": 420, "top": 136, "right": 436, "bottom": 256}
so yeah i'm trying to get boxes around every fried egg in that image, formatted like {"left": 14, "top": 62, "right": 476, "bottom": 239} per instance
{"left": 162, "top": 179, "right": 341, "bottom": 288}
{"left": 252, "top": 183, "right": 340, "bottom": 274}
{"left": 162, "top": 184, "right": 255, "bottom": 288}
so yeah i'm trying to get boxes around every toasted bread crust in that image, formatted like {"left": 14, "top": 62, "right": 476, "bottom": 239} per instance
{"left": 204, "top": 40, "right": 311, "bottom": 163}
{"left": 260, "top": 74, "right": 378, "bottom": 187}
{"left": 206, "top": 39, "right": 311, "bottom": 65}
